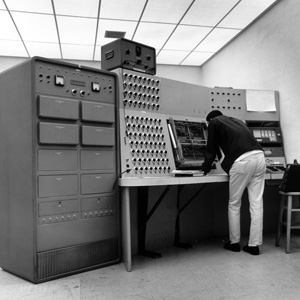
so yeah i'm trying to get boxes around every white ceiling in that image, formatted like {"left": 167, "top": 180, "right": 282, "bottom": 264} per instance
{"left": 0, "top": 0, "right": 279, "bottom": 66}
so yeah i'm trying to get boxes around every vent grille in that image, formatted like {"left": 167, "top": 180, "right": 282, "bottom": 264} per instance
{"left": 37, "top": 238, "right": 119, "bottom": 279}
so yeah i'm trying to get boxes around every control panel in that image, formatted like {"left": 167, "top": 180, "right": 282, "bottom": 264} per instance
{"left": 116, "top": 69, "right": 173, "bottom": 177}
{"left": 101, "top": 38, "right": 156, "bottom": 75}
{"left": 116, "top": 70, "right": 284, "bottom": 180}
{"left": 209, "top": 88, "right": 245, "bottom": 119}
{"left": 247, "top": 121, "right": 285, "bottom": 179}
{"left": 0, "top": 57, "right": 120, "bottom": 283}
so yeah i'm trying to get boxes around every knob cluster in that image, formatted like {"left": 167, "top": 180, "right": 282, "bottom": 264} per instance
{"left": 125, "top": 114, "right": 171, "bottom": 174}
{"left": 122, "top": 72, "right": 160, "bottom": 110}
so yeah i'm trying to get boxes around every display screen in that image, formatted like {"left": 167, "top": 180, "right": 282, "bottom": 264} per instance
{"left": 174, "top": 121, "right": 207, "bottom": 160}
{"left": 253, "top": 129, "right": 277, "bottom": 142}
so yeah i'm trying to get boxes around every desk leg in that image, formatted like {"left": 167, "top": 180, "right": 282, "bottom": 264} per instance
{"left": 121, "top": 186, "right": 132, "bottom": 271}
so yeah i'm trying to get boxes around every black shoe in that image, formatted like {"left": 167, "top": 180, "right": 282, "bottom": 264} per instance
{"left": 224, "top": 241, "right": 240, "bottom": 252}
{"left": 243, "top": 245, "right": 259, "bottom": 255}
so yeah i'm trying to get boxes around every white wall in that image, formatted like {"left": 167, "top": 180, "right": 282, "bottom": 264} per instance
{"left": 201, "top": 0, "right": 299, "bottom": 164}
{"left": 0, "top": 56, "right": 27, "bottom": 73}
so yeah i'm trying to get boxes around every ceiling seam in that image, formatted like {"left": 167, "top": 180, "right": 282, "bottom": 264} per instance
{"left": 131, "top": 0, "right": 148, "bottom": 41}
{"left": 51, "top": 0, "right": 63, "bottom": 59}
{"left": 92, "top": 0, "right": 102, "bottom": 60}
{"left": 156, "top": 0, "right": 196, "bottom": 57}
{"left": 179, "top": 0, "right": 242, "bottom": 66}
{"left": 2, "top": 0, "right": 30, "bottom": 57}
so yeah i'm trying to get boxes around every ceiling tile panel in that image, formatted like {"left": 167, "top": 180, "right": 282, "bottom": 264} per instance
{"left": 141, "top": 0, "right": 193, "bottom": 23}
{"left": 4, "top": 0, "right": 53, "bottom": 14}
{"left": 97, "top": 19, "right": 137, "bottom": 45}
{"left": 163, "top": 25, "right": 212, "bottom": 51}
{"left": 11, "top": 12, "right": 58, "bottom": 43}
{"left": 195, "top": 27, "right": 240, "bottom": 52}
{"left": 156, "top": 50, "right": 191, "bottom": 65}
{"left": 134, "top": 22, "right": 176, "bottom": 49}
{"left": 0, "top": 0, "right": 281, "bottom": 65}
{"left": 100, "top": 0, "right": 146, "bottom": 20}
{"left": 25, "top": 41, "right": 61, "bottom": 58}
{"left": 95, "top": 45, "right": 101, "bottom": 60}
{"left": 181, "top": 0, "right": 240, "bottom": 27}
{"left": 57, "top": 16, "right": 97, "bottom": 45}
{"left": 181, "top": 51, "right": 214, "bottom": 66}
{"left": 53, "top": 0, "right": 99, "bottom": 18}
{"left": 61, "top": 44, "right": 94, "bottom": 60}
{"left": 0, "top": 11, "right": 20, "bottom": 40}
{"left": 0, "top": 40, "right": 28, "bottom": 56}
{"left": 218, "top": 0, "right": 278, "bottom": 29}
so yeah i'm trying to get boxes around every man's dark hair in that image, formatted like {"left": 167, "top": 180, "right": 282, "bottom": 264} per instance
{"left": 206, "top": 110, "right": 223, "bottom": 122}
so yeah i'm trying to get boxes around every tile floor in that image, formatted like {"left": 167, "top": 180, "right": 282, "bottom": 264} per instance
{"left": 1, "top": 234, "right": 300, "bottom": 300}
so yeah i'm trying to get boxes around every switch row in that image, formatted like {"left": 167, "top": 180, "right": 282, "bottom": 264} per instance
{"left": 123, "top": 91, "right": 160, "bottom": 101}
{"left": 211, "top": 105, "right": 242, "bottom": 110}
{"left": 125, "top": 115, "right": 162, "bottom": 124}
{"left": 124, "top": 82, "right": 159, "bottom": 94}
{"left": 211, "top": 91, "right": 241, "bottom": 96}
{"left": 82, "top": 208, "right": 114, "bottom": 219}
{"left": 123, "top": 73, "right": 160, "bottom": 86}
{"left": 131, "top": 149, "right": 168, "bottom": 156}
{"left": 130, "top": 140, "right": 166, "bottom": 147}
{"left": 128, "top": 134, "right": 165, "bottom": 142}
{"left": 132, "top": 157, "right": 169, "bottom": 164}
{"left": 134, "top": 166, "right": 171, "bottom": 173}
{"left": 127, "top": 124, "right": 163, "bottom": 132}
{"left": 39, "top": 213, "right": 78, "bottom": 225}
{"left": 124, "top": 100, "right": 160, "bottom": 110}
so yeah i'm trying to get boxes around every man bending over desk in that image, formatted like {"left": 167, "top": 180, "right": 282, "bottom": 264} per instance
{"left": 201, "top": 110, "right": 266, "bottom": 255}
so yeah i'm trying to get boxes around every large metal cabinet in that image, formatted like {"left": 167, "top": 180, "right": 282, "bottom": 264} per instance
{"left": 0, "top": 57, "right": 120, "bottom": 283}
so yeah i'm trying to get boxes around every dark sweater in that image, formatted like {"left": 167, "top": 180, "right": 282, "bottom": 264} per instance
{"left": 202, "top": 115, "right": 263, "bottom": 174}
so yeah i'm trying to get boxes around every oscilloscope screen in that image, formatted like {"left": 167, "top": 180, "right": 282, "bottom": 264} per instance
{"left": 174, "top": 121, "right": 207, "bottom": 160}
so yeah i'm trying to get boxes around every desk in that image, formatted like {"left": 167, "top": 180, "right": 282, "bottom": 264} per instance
{"left": 119, "top": 174, "right": 229, "bottom": 271}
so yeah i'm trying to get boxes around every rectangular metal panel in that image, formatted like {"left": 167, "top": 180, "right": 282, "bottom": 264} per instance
{"left": 39, "top": 199, "right": 79, "bottom": 216}
{"left": 39, "top": 96, "right": 79, "bottom": 120}
{"left": 37, "top": 239, "right": 119, "bottom": 281}
{"left": 38, "top": 149, "right": 78, "bottom": 171}
{"left": 81, "top": 174, "right": 115, "bottom": 194}
{"left": 81, "top": 101, "right": 115, "bottom": 123}
{"left": 39, "top": 122, "right": 79, "bottom": 145}
{"left": 81, "top": 195, "right": 115, "bottom": 211}
{"left": 81, "top": 126, "right": 115, "bottom": 146}
{"left": 80, "top": 150, "right": 114, "bottom": 170}
{"left": 38, "top": 175, "right": 78, "bottom": 198}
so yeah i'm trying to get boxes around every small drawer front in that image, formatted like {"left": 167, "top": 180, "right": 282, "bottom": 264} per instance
{"left": 81, "top": 174, "right": 115, "bottom": 194}
{"left": 81, "top": 101, "right": 115, "bottom": 123}
{"left": 80, "top": 150, "right": 115, "bottom": 170}
{"left": 81, "top": 126, "right": 115, "bottom": 146}
{"left": 39, "top": 122, "right": 79, "bottom": 145}
{"left": 39, "top": 199, "right": 79, "bottom": 216}
{"left": 38, "top": 150, "right": 78, "bottom": 171}
{"left": 39, "top": 96, "right": 79, "bottom": 120}
{"left": 38, "top": 175, "right": 78, "bottom": 198}
{"left": 81, "top": 195, "right": 115, "bottom": 211}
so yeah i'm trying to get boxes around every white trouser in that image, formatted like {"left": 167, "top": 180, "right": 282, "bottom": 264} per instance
{"left": 228, "top": 152, "right": 266, "bottom": 246}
